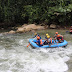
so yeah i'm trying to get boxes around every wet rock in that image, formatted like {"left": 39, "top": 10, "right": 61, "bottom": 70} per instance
{"left": 23, "top": 24, "right": 37, "bottom": 30}
{"left": 50, "top": 24, "right": 56, "bottom": 29}
{"left": 16, "top": 24, "right": 45, "bottom": 33}
{"left": 2, "top": 24, "right": 45, "bottom": 34}
{"left": 16, "top": 27, "right": 25, "bottom": 33}
{"left": 8, "top": 30, "right": 16, "bottom": 34}
{"left": 36, "top": 26, "right": 45, "bottom": 30}
{"left": 22, "top": 24, "right": 27, "bottom": 27}
{"left": 44, "top": 25, "right": 49, "bottom": 29}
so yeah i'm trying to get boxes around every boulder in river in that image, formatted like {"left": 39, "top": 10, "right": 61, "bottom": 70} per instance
{"left": 50, "top": 24, "right": 56, "bottom": 29}
{"left": 16, "top": 24, "right": 45, "bottom": 33}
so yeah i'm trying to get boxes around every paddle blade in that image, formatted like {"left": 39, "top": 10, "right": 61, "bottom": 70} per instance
{"left": 27, "top": 43, "right": 30, "bottom": 47}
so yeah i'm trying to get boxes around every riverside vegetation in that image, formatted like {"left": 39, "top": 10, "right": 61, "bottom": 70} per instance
{"left": 0, "top": 0, "right": 72, "bottom": 28}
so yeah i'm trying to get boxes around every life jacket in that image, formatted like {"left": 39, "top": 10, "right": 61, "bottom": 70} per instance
{"left": 50, "top": 38, "right": 52, "bottom": 43}
{"left": 57, "top": 36, "right": 64, "bottom": 41}
{"left": 47, "top": 38, "right": 52, "bottom": 43}
{"left": 37, "top": 36, "right": 40, "bottom": 40}
{"left": 37, "top": 38, "right": 43, "bottom": 45}
{"left": 40, "top": 39, "right": 43, "bottom": 45}
{"left": 57, "top": 34, "right": 63, "bottom": 37}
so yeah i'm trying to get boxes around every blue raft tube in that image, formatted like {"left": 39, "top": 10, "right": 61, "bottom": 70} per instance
{"left": 29, "top": 39, "right": 68, "bottom": 48}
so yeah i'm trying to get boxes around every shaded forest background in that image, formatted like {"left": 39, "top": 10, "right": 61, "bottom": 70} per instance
{"left": 0, "top": 0, "right": 72, "bottom": 28}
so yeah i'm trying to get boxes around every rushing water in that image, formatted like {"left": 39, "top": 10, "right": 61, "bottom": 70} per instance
{"left": 0, "top": 29, "right": 72, "bottom": 72}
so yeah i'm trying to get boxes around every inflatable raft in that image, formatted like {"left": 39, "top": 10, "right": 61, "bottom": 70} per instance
{"left": 29, "top": 39, "right": 68, "bottom": 48}
{"left": 70, "top": 30, "right": 72, "bottom": 34}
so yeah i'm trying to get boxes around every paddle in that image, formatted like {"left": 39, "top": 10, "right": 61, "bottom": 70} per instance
{"left": 27, "top": 37, "right": 36, "bottom": 47}
{"left": 27, "top": 43, "right": 30, "bottom": 47}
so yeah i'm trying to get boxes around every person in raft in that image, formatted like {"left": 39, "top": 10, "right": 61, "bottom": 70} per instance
{"left": 70, "top": 26, "right": 72, "bottom": 31}
{"left": 45, "top": 33, "right": 49, "bottom": 39}
{"left": 56, "top": 34, "right": 64, "bottom": 43}
{"left": 53, "top": 32, "right": 63, "bottom": 43}
{"left": 43, "top": 33, "right": 50, "bottom": 45}
{"left": 70, "top": 26, "right": 72, "bottom": 29}
{"left": 36, "top": 36, "right": 43, "bottom": 47}
{"left": 43, "top": 35, "right": 52, "bottom": 45}
{"left": 33, "top": 32, "right": 41, "bottom": 39}
{"left": 53, "top": 32, "right": 59, "bottom": 43}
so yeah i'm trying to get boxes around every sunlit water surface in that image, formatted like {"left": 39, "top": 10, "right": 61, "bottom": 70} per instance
{"left": 0, "top": 30, "right": 72, "bottom": 72}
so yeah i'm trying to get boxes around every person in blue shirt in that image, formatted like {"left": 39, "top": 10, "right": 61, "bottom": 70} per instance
{"left": 36, "top": 36, "right": 43, "bottom": 47}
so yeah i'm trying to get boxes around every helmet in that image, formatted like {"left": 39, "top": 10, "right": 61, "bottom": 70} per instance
{"left": 55, "top": 32, "right": 58, "bottom": 34}
{"left": 37, "top": 36, "right": 40, "bottom": 39}
{"left": 57, "top": 34, "right": 60, "bottom": 37}
{"left": 47, "top": 35, "right": 50, "bottom": 38}
{"left": 46, "top": 33, "right": 49, "bottom": 36}
{"left": 34, "top": 33, "right": 37, "bottom": 35}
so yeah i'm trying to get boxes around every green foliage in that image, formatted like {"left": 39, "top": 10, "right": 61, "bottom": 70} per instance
{"left": 0, "top": 0, "right": 72, "bottom": 27}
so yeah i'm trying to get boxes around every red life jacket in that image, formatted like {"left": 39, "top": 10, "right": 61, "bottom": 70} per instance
{"left": 57, "top": 36, "right": 64, "bottom": 40}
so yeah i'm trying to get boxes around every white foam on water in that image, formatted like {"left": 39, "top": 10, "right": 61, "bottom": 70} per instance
{"left": 11, "top": 46, "right": 71, "bottom": 72}
{"left": 0, "top": 48, "right": 6, "bottom": 59}
{"left": 0, "top": 34, "right": 72, "bottom": 72}
{"left": 15, "top": 52, "right": 68, "bottom": 72}
{"left": 0, "top": 33, "right": 3, "bottom": 36}
{"left": 19, "top": 40, "right": 24, "bottom": 45}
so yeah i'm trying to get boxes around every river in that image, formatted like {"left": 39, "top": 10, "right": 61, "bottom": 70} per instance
{"left": 0, "top": 29, "right": 72, "bottom": 72}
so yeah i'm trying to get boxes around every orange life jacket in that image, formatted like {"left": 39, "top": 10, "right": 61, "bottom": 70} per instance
{"left": 37, "top": 36, "right": 40, "bottom": 39}
{"left": 50, "top": 38, "right": 52, "bottom": 43}
{"left": 40, "top": 39, "right": 43, "bottom": 45}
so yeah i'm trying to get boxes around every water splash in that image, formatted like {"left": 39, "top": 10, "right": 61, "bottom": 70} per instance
{"left": 19, "top": 40, "right": 24, "bottom": 45}
{"left": 0, "top": 33, "right": 72, "bottom": 72}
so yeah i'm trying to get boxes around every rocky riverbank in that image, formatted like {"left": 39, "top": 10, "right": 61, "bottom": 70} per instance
{"left": 0, "top": 23, "right": 70, "bottom": 34}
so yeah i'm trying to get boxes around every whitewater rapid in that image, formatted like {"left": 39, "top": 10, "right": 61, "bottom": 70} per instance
{"left": 0, "top": 33, "right": 72, "bottom": 72}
